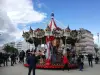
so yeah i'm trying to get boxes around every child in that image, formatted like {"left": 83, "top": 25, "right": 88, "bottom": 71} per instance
{"left": 80, "top": 61, "right": 84, "bottom": 71}
{"left": 77, "top": 56, "right": 84, "bottom": 71}
{"left": 63, "top": 55, "right": 70, "bottom": 71}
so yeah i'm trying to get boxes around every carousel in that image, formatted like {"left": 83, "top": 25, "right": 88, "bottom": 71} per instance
{"left": 23, "top": 13, "right": 78, "bottom": 69}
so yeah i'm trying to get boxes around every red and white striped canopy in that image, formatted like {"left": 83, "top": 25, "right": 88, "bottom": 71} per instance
{"left": 48, "top": 13, "right": 57, "bottom": 31}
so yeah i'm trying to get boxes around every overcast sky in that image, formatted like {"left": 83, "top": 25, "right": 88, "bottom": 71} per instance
{"left": 0, "top": 0, "right": 46, "bottom": 45}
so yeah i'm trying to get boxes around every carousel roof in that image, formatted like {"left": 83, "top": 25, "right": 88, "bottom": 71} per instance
{"left": 34, "top": 28, "right": 41, "bottom": 32}
{"left": 48, "top": 12, "right": 58, "bottom": 31}
{"left": 56, "top": 27, "right": 62, "bottom": 30}
{"left": 34, "top": 28, "right": 44, "bottom": 32}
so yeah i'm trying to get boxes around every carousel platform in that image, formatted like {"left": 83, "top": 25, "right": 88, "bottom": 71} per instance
{"left": 24, "top": 63, "right": 78, "bottom": 69}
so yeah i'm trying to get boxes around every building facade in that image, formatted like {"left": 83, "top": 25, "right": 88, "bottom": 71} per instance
{"left": 76, "top": 28, "right": 95, "bottom": 55}
{"left": 15, "top": 41, "right": 23, "bottom": 51}
{"left": 3, "top": 41, "right": 34, "bottom": 52}
{"left": 4, "top": 42, "right": 16, "bottom": 47}
{"left": 9, "top": 42, "right": 15, "bottom": 47}
{"left": 15, "top": 41, "right": 34, "bottom": 52}
{"left": 0, "top": 46, "right": 5, "bottom": 53}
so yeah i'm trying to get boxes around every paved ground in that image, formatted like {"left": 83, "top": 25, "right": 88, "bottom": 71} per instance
{"left": 0, "top": 61, "right": 100, "bottom": 75}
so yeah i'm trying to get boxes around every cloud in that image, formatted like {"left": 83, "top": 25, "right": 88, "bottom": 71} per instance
{"left": 93, "top": 35, "right": 99, "bottom": 44}
{"left": 4, "top": 0, "right": 46, "bottom": 24}
{"left": 93, "top": 35, "right": 97, "bottom": 41}
{"left": 0, "top": 0, "right": 46, "bottom": 45}
{"left": 0, "top": 10, "right": 17, "bottom": 32}
{"left": 0, "top": 8, "right": 17, "bottom": 45}
{"left": 36, "top": 0, "right": 50, "bottom": 11}
{"left": 0, "top": 32, "right": 15, "bottom": 44}
{"left": 37, "top": 3, "right": 42, "bottom": 8}
{"left": 93, "top": 35, "right": 100, "bottom": 47}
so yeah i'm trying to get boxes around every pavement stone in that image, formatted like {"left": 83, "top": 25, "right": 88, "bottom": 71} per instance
{"left": 0, "top": 61, "right": 100, "bottom": 75}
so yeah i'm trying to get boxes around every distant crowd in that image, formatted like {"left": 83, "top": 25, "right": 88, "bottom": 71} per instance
{"left": 0, "top": 50, "right": 25, "bottom": 67}
{"left": 0, "top": 49, "right": 45, "bottom": 67}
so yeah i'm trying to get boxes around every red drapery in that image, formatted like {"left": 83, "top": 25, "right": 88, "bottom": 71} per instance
{"left": 45, "top": 36, "right": 55, "bottom": 65}
{"left": 46, "top": 36, "right": 55, "bottom": 43}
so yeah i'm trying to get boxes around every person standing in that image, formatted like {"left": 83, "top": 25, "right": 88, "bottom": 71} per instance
{"left": 95, "top": 56, "right": 99, "bottom": 64}
{"left": 10, "top": 53, "right": 15, "bottom": 66}
{"left": 0, "top": 52, "right": 3, "bottom": 67}
{"left": 88, "top": 53, "right": 93, "bottom": 67}
{"left": 3, "top": 53, "right": 9, "bottom": 66}
{"left": 63, "top": 55, "right": 70, "bottom": 71}
{"left": 14, "top": 53, "right": 17, "bottom": 64}
{"left": 26, "top": 49, "right": 30, "bottom": 63}
{"left": 27, "top": 53, "right": 37, "bottom": 75}
{"left": 22, "top": 50, "right": 25, "bottom": 64}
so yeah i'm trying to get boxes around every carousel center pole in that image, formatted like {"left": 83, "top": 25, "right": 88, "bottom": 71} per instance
{"left": 48, "top": 32, "right": 50, "bottom": 59}
{"left": 65, "top": 36, "right": 66, "bottom": 49}
{"left": 45, "top": 31, "right": 51, "bottom": 65}
{"left": 32, "top": 32, "right": 34, "bottom": 50}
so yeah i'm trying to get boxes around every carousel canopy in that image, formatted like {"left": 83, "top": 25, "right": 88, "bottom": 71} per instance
{"left": 48, "top": 12, "right": 57, "bottom": 31}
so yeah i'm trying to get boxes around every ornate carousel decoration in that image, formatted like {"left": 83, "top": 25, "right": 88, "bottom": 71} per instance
{"left": 52, "top": 27, "right": 64, "bottom": 37}
{"left": 22, "top": 31, "right": 30, "bottom": 41}
{"left": 45, "top": 25, "right": 51, "bottom": 36}
{"left": 34, "top": 28, "right": 45, "bottom": 38}
{"left": 64, "top": 25, "right": 71, "bottom": 37}
{"left": 45, "top": 26, "right": 51, "bottom": 31}
{"left": 70, "top": 30, "right": 78, "bottom": 40}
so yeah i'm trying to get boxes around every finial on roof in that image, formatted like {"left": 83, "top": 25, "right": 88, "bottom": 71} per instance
{"left": 30, "top": 26, "right": 32, "bottom": 29}
{"left": 51, "top": 12, "right": 54, "bottom": 18}
{"left": 68, "top": 24, "right": 69, "bottom": 27}
{"left": 45, "top": 25, "right": 51, "bottom": 31}
{"left": 23, "top": 31, "right": 24, "bottom": 34}
{"left": 29, "top": 26, "right": 33, "bottom": 32}
{"left": 67, "top": 25, "right": 70, "bottom": 30}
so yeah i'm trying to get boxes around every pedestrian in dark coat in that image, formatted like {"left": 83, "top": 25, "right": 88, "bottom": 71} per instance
{"left": 3, "top": 53, "right": 9, "bottom": 66}
{"left": 95, "top": 56, "right": 99, "bottom": 64}
{"left": 10, "top": 53, "right": 15, "bottom": 66}
{"left": 88, "top": 53, "right": 93, "bottom": 67}
{"left": 27, "top": 53, "right": 37, "bottom": 75}
{"left": 0, "top": 52, "right": 3, "bottom": 67}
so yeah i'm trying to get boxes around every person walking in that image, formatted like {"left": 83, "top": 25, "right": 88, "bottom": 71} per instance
{"left": 27, "top": 53, "right": 37, "bottom": 75}
{"left": 77, "top": 56, "right": 84, "bottom": 71}
{"left": 63, "top": 55, "right": 70, "bottom": 71}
